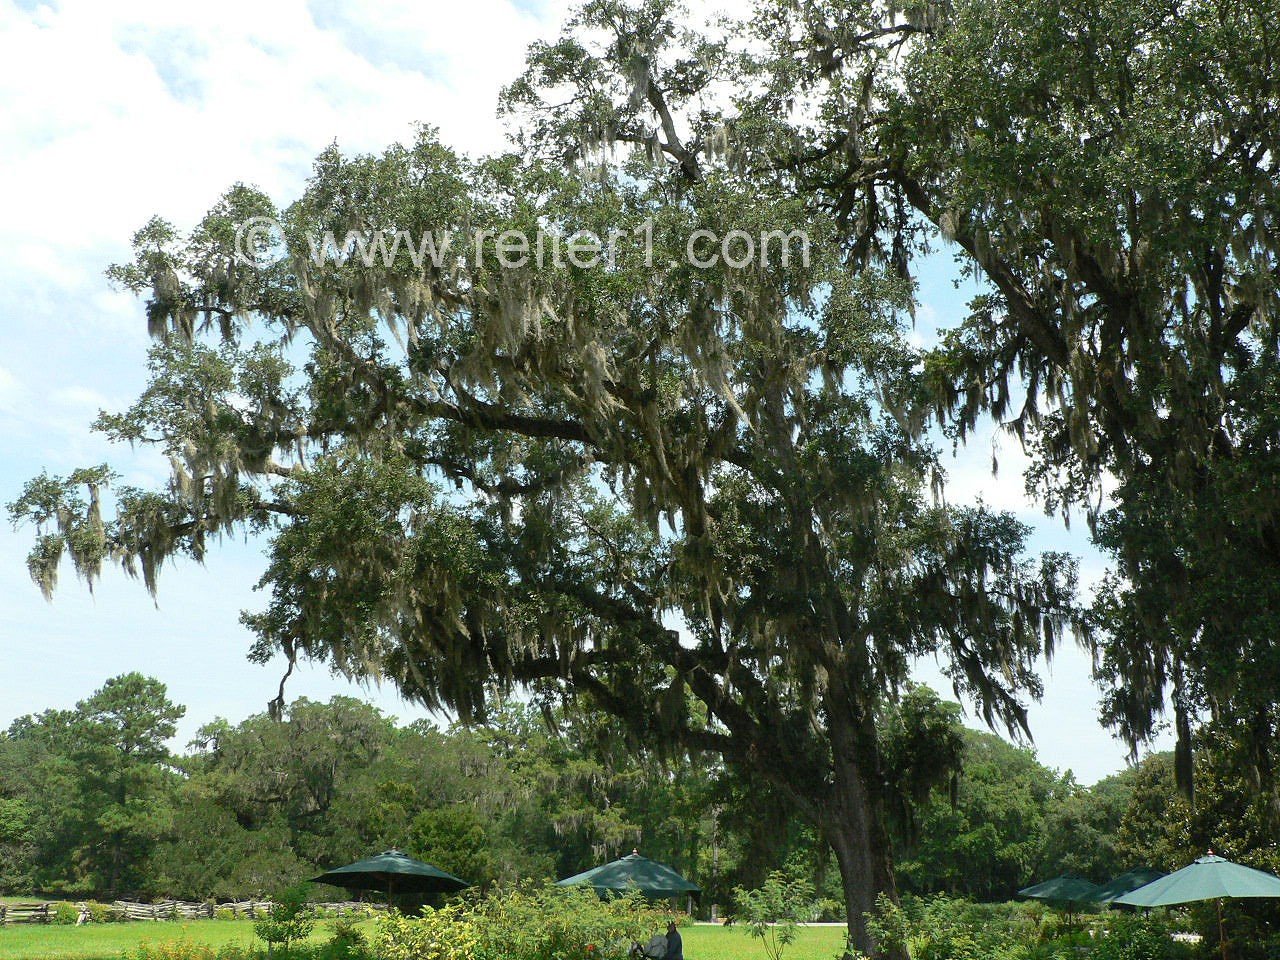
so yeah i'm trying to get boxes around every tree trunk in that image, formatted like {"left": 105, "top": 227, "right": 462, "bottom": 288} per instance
{"left": 825, "top": 782, "right": 907, "bottom": 958}
{"left": 825, "top": 700, "right": 909, "bottom": 960}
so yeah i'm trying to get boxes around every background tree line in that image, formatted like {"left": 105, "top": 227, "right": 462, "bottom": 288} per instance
{"left": 0, "top": 673, "right": 1252, "bottom": 908}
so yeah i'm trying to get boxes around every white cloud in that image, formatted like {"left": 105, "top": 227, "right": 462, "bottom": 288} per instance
{"left": 0, "top": 0, "right": 570, "bottom": 322}
{"left": 0, "top": 0, "right": 573, "bottom": 462}
{"left": 0, "top": 365, "right": 22, "bottom": 417}
{"left": 50, "top": 383, "right": 110, "bottom": 414}
{"left": 937, "top": 417, "right": 1040, "bottom": 515}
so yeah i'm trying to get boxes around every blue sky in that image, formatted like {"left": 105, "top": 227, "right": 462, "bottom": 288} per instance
{"left": 0, "top": 0, "right": 1170, "bottom": 783}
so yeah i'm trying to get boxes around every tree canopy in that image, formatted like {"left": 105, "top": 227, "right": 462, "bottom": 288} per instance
{"left": 13, "top": 0, "right": 1278, "bottom": 952}
{"left": 7, "top": 111, "right": 1075, "bottom": 956}
{"left": 737, "top": 0, "right": 1280, "bottom": 796}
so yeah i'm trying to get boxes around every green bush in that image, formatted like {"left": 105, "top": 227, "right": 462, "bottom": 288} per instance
{"left": 733, "top": 872, "right": 830, "bottom": 960}
{"left": 52, "top": 902, "right": 81, "bottom": 924}
{"left": 365, "top": 883, "right": 665, "bottom": 960}
{"left": 1088, "top": 914, "right": 1195, "bottom": 960}
{"left": 323, "top": 913, "right": 369, "bottom": 960}
{"left": 859, "top": 901, "right": 1197, "bottom": 960}
{"left": 125, "top": 939, "right": 255, "bottom": 960}
{"left": 370, "top": 906, "right": 476, "bottom": 960}
{"left": 48, "top": 900, "right": 118, "bottom": 923}
{"left": 254, "top": 885, "right": 317, "bottom": 956}
{"left": 216, "top": 907, "right": 237, "bottom": 921}
{"left": 468, "top": 884, "right": 664, "bottom": 960}
{"left": 865, "top": 894, "right": 1064, "bottom": 960}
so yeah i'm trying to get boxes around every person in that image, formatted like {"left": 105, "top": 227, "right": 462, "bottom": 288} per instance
{"left": 664, "top": 921, "right": 683, "bottom": 960}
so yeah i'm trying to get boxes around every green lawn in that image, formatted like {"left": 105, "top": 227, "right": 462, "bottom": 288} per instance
{"left": 0, "top": 920, "right": 266, "bottom": 960}
{"left": 686, "top": 924, "right": 845, "bottom": 960}
{"left": 0, "top": 920, "right": 847, "bottom": 960}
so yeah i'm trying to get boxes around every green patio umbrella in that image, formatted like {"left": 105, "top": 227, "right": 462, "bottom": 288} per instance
{"left": 1018, "top": 874, "right": 1103, "bottom": 903}
{"left": 311, "top": 849, "right": 470, "bottom": 905}
{"left": 557, "top": 850, "right": 701, "bottom": 899}
{"left": 1114, "top": 853, "right": 1280, "bottom": 960}
{"left": 1018, "top": 874, "right": 1102, "bottom": 933}
{"left": 1088, "top": 867, "right": 1168, "bottom": 904}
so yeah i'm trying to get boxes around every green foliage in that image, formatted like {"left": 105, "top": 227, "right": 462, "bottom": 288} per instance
{"left": 1088, "top": 915, "right": 1194, "bottom": 960}
{"left": 877, "top": 687, "right": 966, "bottom": 844}
{"left": 369, "top": 906, "right": 477, "bottom": 960}
{"left": 324, "top": 914, "right": 368, "bottom": 960}
{"left": 125, "top": 938, "right": 256, "bottom": 960}
{"left": 893, "top": 728, "right": 1137, "bottom": 901}
{"left": 0, "top": 672, "right": 1164, "bottom": 921}
{"left": 253, "top": 885, "right": 316, "bottom": 955}
{"left": 477, "top": 700, "right": 717, "bottom": 887}
{"left": 744, "top": 0, "right": 1280, "bottom": 802}
{"left": 364, "top": 885, "right": 664, "bottom": 960}
{"left": 52, "top": 901, "right": 82, "bottom": 924}
{"left": 865, "top": 895, "right": 1095, "bottom": 960}
{"left": 147, "top": 805, "right": 309, "bottom": 902}
{"left": 733, "top": 873, "right": 828, "bottom": 960}
{"left": 408, "top": 805, "right": 496, "bottom": 888}
{"left": 0, "top": 681, "right": 725, "bottom": 903}
{"left": 0, "top": 796, "right": 34, "bottom": 891}
{"left": 466, "top": 884, "right": 664, "bottom": 960}
{"left": 0, "top": 673, "right": 184, "bottom": 896}
{"left": 86, "top": 901, "right": 118, "bottom": 923}
{"left": 1114, "top": 739, "right": 1280, "bottom": 882}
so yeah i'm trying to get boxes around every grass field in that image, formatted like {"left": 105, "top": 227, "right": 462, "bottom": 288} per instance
{"left": 0, "top": 919, "right": 848, "bottom": 960}
{"left": 687, "top": 925, "right": 846, "bottom": 960}
{"left": 0, "top": 920, "right": 269, "bottom": 960}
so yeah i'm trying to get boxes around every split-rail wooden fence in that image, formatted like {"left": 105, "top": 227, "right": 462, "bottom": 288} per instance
{"left": 0, "top": 899, "right": 385, "bottom": 925}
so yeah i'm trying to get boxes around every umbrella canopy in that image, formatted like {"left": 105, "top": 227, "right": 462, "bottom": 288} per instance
{"left": 1089, "top": 868, "right": 1168, "bottom": 903}
{"left": 557, "top": 851, "right": 701, "bottom": 899}
{"left": 311, "top": 849, "right": 470, "bottom": 896}
{"left": 1018, "top": 874, "right": 1103, "bottom": 904}
{"left": 1114, "top": 855, "right": 1280, "bottom": 907}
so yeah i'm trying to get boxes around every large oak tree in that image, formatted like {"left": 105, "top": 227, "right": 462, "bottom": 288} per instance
{"left": 740, "top": 0, "right": 1280, "bottom": 800}
{"left": 9, "top": 4, "right": 1084, "bottom": 954}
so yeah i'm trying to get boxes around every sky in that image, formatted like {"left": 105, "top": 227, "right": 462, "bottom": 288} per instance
{"left": 0, "top": 0, "right": 1171, "bottom": 784}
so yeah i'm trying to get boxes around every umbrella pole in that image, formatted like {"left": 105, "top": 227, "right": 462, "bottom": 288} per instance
{"left": 1218, "top": 898, "right": 1227, "bottom": 960}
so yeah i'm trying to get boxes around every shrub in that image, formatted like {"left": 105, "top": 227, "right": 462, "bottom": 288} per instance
{"left": 733, "top": 872, "right": 830, "bottom": 960}
{"left": 126, "top": 939, "right": 255, "bottom": 960}
{"left": 865, "top": 894, "right": 1051, "bottom": 960}
{"left": 367, "top": 883, "right": 665, "bottom": 960}
{"left": 324, "top": 913, "right": 369, "bottom": 960}
{"left": 468, "top": 884, "right": 662, "bottom": 960}
{"left": 1086, "top": 914, "right": 1197, "bottom": 960}
{"left": 370, "top": 906, "right": 477, "bottom": 960}
{"left": 86, "top": 901, "right": 116, "bottom": 923}
{"left": 216, "top": 908, "right": 237, "bottom": 921}
{"left": 254, "top": 885, "right": 317, "bottom": 956}
{"left": 52, "top": 902, "right": 80, "bottom": 924}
